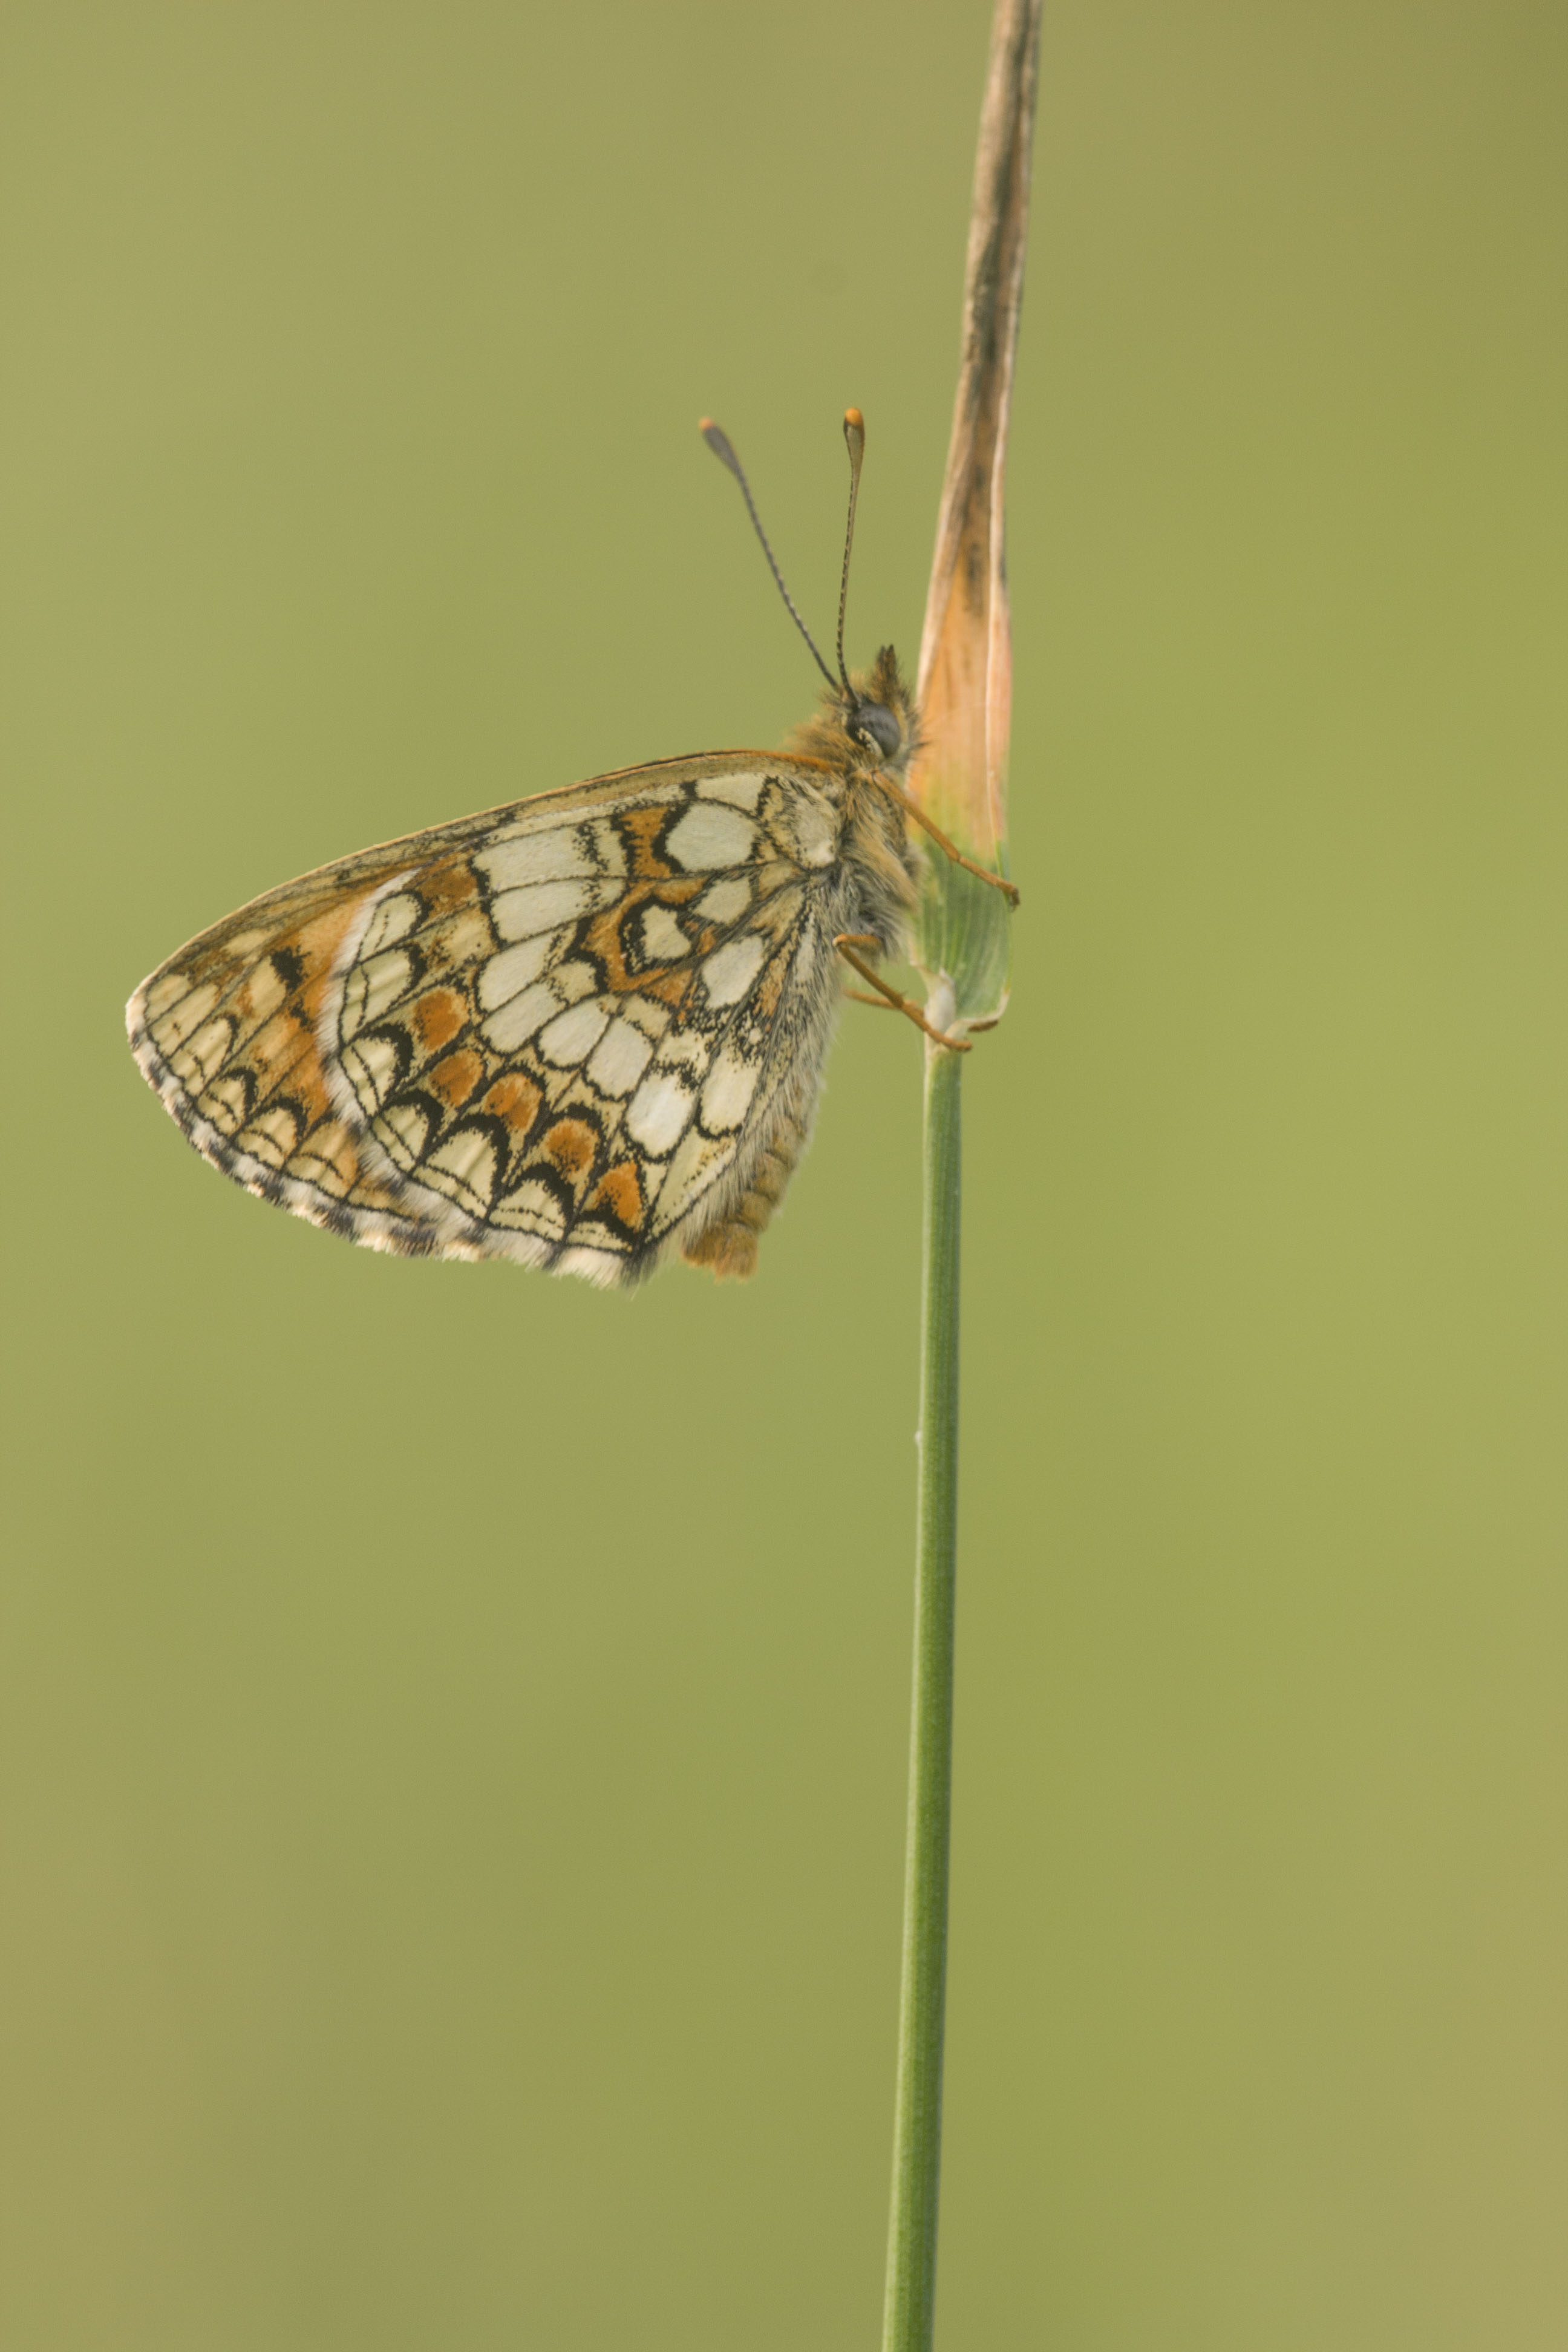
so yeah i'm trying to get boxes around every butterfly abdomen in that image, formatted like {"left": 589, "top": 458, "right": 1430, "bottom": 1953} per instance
{"left": 679, "top": 1104, "right": 809, "bottom": 1279}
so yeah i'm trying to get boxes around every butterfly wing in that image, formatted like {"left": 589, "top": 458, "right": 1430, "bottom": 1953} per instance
{"left": 128, "top": 754, "right": 855, "bottom": 1284}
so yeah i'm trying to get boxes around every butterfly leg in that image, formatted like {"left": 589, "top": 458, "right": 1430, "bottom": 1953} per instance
{"left": 876, "top": 774, "right": 1021, "bottom": 906}
{"left": 834, "top": 936, "right": 972, "bottom": 1053}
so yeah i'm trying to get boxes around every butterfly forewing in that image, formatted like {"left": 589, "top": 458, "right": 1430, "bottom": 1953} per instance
{"left": 129, "top": 754, "right": 854, "bottom": 1284}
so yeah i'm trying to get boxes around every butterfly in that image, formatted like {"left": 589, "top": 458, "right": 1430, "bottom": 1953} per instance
{"left": 126, "top": 412, "right": 1016, "bottom": 1288}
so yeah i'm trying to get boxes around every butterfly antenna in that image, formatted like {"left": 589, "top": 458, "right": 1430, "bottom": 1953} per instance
{"left": 699, "top": 419, "right": 838, "bottom": 693}
{"left": 836, "top": 408, "right": 865, "bottom": 701}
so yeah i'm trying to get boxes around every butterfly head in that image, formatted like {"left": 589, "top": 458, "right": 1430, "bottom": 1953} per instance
{"left": 841, "top": 644, "right": 918, "bottom": 772}
{"left": 786, "top": 644, "right": 918, "bottom": 776}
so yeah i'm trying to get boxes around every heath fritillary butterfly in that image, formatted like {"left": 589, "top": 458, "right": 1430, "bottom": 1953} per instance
{"left": 126, "top": 413, "right": 1016, "bottom": 1287}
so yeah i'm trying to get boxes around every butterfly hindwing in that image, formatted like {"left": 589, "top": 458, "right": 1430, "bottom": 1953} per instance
{"left": 129, "top": 754, "right": 856, "bottom": 1283}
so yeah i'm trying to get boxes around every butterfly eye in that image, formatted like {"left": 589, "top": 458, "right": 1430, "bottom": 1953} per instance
{"left": 852, "top": 702, "right": 901, "bottom": 759}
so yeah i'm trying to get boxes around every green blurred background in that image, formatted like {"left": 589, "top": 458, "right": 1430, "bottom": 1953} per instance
{"left": 2, "top": 2, "right": 1564, "bottom": 2345}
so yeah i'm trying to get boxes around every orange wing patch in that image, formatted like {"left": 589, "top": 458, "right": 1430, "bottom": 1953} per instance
{"left": 483, "top": 1072, "right": 544, "bottom": 1137}
{"left": 410, "top": 988, "right": 468, "bottom": 1055}
{"left": 591, "top": 1160, "right": 644, "bottom": 1231}
{"left": 426, "top": 1049, "right": 486, "bottom": 1110}
{"left": 541, "top": 1119, "right": 598, "bottom": 1183}
{"left": 617, "top": 805, "right": 677, "bottom": 878}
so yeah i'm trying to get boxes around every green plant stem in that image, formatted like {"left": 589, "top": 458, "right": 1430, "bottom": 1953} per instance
{"left": 882, "top": 1037, "right": 963, "bottom": 2352}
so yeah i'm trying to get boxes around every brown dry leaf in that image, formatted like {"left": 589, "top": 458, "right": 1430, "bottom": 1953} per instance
{"left": 910, "top": 0, "right": 1042, "bottom": 1024}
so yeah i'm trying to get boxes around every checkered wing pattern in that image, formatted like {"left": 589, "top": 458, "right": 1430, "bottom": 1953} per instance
{"left": 128, "top": 754, "right": 855, "bottom": 1284}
